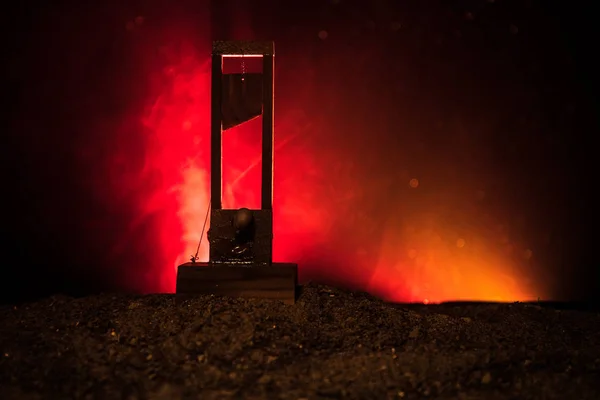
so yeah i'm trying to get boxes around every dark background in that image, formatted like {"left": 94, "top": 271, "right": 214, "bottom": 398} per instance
{"left": 2, "top": 0, "right": 597, "bottom": 304}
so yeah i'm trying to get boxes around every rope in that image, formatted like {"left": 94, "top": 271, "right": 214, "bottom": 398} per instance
{"left": 190, "top": 200, "right": 211, "bottom": 263}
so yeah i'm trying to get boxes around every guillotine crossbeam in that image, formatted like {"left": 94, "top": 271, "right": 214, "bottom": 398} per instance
{"left": 212, "top": 40, "right": 274, "bottom": 56}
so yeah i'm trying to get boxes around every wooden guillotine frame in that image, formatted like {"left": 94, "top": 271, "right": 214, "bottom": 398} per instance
{"left": 175, "top": 41, "right": 298, "bottom": 304}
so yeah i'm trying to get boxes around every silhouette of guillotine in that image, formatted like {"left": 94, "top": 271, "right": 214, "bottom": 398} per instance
{"left": 176, "top": 41, "right": 298, "bottom": 304}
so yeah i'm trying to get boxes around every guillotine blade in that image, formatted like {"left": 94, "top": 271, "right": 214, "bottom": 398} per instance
{"left": 221, "top": 73, "right": 263, "bottom": 130}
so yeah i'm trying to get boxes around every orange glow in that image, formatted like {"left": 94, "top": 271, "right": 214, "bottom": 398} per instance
{"left": 368, "top": 212, "right": 538, "bottom": 303}
{"left": 102, "top": 34, "right": 544, "bottom": 304}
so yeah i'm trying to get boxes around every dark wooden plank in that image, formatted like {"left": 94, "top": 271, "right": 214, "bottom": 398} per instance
{"left": 211, "top": 53, "right": 223, "bottom": 210}
{"left": 261, "top": 53, "right": 274, "bottom": 210}
{"left": 212, "top": 41, "right": 274, "bottom": 56}
{"left": 176, "top": 262, "right": 297, "bottom": 304}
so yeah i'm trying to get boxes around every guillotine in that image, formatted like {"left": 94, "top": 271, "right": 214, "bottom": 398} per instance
{"left": 175, "top": 41, "right": 298, "bottom": 304}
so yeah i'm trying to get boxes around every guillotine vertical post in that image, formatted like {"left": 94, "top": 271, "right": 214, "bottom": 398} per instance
{"left": 210, "top": 53, "right": 223, "bottom": 211}
{"left": 261, "top": 53, "right": 274, "bottom": 211}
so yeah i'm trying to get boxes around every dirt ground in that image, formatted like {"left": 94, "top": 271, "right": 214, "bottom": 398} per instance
{"left": 1, "top": 283, "right": 599, "bottom": 399}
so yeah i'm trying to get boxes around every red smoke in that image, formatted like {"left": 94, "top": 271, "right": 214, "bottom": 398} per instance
{"left": 93, "top": 15, "right": 543, "bottom": 303}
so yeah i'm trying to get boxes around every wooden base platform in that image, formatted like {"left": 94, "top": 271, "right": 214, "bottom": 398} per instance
{"left": 176, "top": 262, "right": 298, "bottom": 305}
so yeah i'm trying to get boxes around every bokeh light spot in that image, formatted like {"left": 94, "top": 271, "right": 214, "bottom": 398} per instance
{"left": 456, "top": 238, "right": 466, "bottom": 248}
{"left": 409, "top": 178, "right": 419, "bottom": 188}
